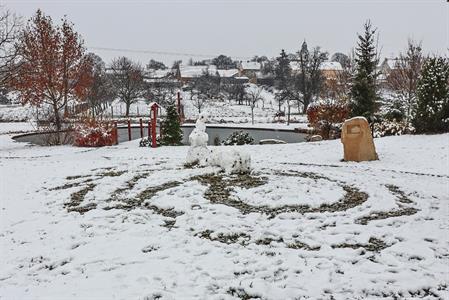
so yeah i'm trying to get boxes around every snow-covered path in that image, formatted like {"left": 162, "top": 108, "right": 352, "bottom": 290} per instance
{"left": 0, "top": 133, "right": 448, "bottom": 299}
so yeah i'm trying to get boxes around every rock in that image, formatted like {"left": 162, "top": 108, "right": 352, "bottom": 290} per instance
{"left": 341, "top": 117, "right": 378, "bottom": 162}
{"left": 309, "top": 135, "right": 323, "bottom": 142}
{"left": 259, "top": 139, "right": 287, "bottom": 145}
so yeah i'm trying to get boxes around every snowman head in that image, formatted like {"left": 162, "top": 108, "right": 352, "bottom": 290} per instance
{"left": 198, "top": 113, "right": 208, "bottom": 123}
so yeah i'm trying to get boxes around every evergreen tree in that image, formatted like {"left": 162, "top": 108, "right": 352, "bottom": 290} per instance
{"left": 412, "top": 57, "right": 449, "bottom": 133}
{"left": 274, "top": 49, "right": 291, "bottom": 112}
{"left": 161, "top": 103, "right": 183, "bottom": 145}
{"left": 350, "top": 20, "right": 379, "bottom": 120}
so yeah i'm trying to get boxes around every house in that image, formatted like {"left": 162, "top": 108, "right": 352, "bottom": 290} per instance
{"left": 319, "top": 61, "right": 343, "bottom": 82}
{"left": 176, "top": 64, "right": 247, "bottom": 85}
{"left": 290, "top": 61, "right": 343, "bottom": 83}
{"left": 177, "top": 65, "right": 218, "bottom": 84}
{"left": 238, "top": 61, "right": 261, "bottom": 83}
{"left": 378, "top": 57, "right": 400, "bottom": 85}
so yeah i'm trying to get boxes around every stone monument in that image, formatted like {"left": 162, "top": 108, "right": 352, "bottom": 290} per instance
{"left": 341, "top": 117, "right": 378, "bottom": 162}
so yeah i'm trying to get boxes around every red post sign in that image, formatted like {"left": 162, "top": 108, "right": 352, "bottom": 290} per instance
{"left": 150, "top": 102, "right": 159, "bottom": 148}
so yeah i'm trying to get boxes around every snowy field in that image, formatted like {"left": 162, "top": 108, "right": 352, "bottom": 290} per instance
{"left": 0, "top": 128, "right": 448, "bottom": 299}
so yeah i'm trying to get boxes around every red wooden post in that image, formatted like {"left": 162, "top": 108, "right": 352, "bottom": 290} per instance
{"left": 139, "top": 118, "right": 143, "bottom": 138}
{"left": 151, "top": 110, "right": 157, "bottom": 148}
{"left": 127, "top": 119, "right": 131, "bottom": 141}
{"left": 150, "top": 103, "right": 159, "bottom": 148}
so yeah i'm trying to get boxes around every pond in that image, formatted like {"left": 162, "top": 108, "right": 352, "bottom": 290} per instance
{"left": 12, "top": 124, "right": 308, "bottom": 145}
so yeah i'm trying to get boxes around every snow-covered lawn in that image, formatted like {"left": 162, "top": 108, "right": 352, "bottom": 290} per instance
{"left": 0, "top": 132, "right": 448, "bottom": 299}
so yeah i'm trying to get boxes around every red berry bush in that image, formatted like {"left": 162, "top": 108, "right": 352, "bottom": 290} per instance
{"left": 307, "top": 102, "right": 350, "bottom": 139}
{"left": 74, "top": 118, "right": 116, "bottom": 147}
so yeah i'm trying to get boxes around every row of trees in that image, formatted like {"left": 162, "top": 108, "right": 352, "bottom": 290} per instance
{"left": 0, "top": 8, "right": 182, "bottom": 130}
{"left": 1, "top": 7, "right": 447, "bottom": 134}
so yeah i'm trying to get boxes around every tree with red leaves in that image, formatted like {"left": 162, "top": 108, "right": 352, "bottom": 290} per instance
{"left": 11, "top": 10, "right": 92, "bottom": 132}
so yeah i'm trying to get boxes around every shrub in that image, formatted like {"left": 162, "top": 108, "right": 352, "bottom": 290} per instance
{"left": 412, "top": 57, "right": 449, "bottom": 133}
{"left": 307, "top": 102, "right": 349, "bottom": 139}
{"left": 373, "top": 120, "right": 415, "bottom": 138}
{"left": 160, "top": 103, "right": 183, "bottom": 145}
{"left": 74, "top": 118, "right": 116, "bottom": 147}
{"left": 139, "top": 136, "right": 161, "bottom": 147}
{"left": 222, "top": 131, "right": 254, "bottom": 145}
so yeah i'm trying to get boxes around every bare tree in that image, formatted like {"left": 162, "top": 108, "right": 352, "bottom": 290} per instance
{"left": 192, "top": 92, "right": 207, "bottom": 114}
{"left": 247, "top": 85, "right": 264, "bottom": 124}
{"left": 84, "top": 53, "right": 114, "bottom": 117}
{"left": 110, "top": 56, "right": 145, "bottom": 117}
{"left": 291, "top": 41, "right": 328, "bottom": 113}
{"left": 386, "top": 39, "right": 424, "bottom": 120}
{"left": 0, "top": 7, "right": 21, "bottom": 86}
{"left": 145, "top": 79, "right": 178, "bottom": 107}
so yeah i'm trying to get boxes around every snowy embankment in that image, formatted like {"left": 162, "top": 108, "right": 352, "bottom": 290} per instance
{"left": 0, "top": 131, "right": 448, "bottom": 299}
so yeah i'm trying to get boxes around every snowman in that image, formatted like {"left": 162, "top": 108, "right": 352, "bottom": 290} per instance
{"left": 186, "top": 113, "right": 211, "bottom": 166}
{"left": 186, "top": 113, "right": 251, "bottom": 174}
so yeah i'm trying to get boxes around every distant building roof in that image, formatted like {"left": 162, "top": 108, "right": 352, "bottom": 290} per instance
{"left": 289, "top": 61, "right": 343, "bottom": 72}
{"left": 239, "top": 61, "right": 261, "bottom": 70}
{"left": 384, "top": 58, "right": 400, "bottom": 70}
{"left": 145, "top": 69, "right": 173, "bottom": 79}
{"left": 179, "top": 65, "right": 218, "bottom": 78}
{"left": 216, "top": 69, "right": 239, "bottom": 78}
{"left": 319, "top": 61, "right": 343, "bottom": 71}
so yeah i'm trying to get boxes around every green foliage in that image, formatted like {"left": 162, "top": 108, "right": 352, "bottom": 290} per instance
{"left": 161, "top": 103, "right": 183, "bottom": 145}
{"left": 274, "top": 49, "right": 291, "bottom": 111}
{"left": 412, "top": 57, "right": 449, "bottom": 133}
{"left": 222, "top": 131, "right": 254, "bottom": 146}
{"left": 350, "top": 21, "right": 379, "bottom": 120}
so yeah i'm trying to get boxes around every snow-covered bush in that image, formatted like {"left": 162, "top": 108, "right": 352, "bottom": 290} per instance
{"left": 206, "top": 148, "right": 251, "bottom": 174}
{"left": 74, "top": 118, "right": 116, "bottom": 147}
{"left": 307, "top": 102, "right": 349, "bottom": 139}
{"left": 139, "top": 137, "right": 161, "bottom": 147}
{"left": 222, "top": 130, "right": 254, "bottom": 146}
{"left": 373, "top": 120, "right": 415, "bottom": 138}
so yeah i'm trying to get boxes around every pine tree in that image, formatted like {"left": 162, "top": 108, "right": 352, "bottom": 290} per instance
{"left": 412, "top": 57, "right": 449, "bottom": 133}
{"left": 350, "top": 20, "right": 379, "bottom": 120}
{"left": 274, "top": 49, "right": 291, "bottom": 112}
{"left": 161, "top": 103, "right": 183, "bottom": 145}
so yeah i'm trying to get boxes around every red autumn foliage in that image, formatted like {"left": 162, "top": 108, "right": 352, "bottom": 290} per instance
{"left": 74, "top": 118, "right": 116, "bottom": 147}
{"left": 10, "top": 9, "right": 92, "bottom": 132}
{"left": 307, "top": 102, "right": 350, "bottom": 139}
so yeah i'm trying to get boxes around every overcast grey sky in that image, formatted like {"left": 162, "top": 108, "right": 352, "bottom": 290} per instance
{"left": 3, "top": 0, "right": 449, "bottom": 65}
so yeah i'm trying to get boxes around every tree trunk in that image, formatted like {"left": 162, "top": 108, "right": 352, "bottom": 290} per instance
{"left": 287, "top": 103, "right": 291, "bottom": 125}
{"left": 53, "top": 103, "right": 61, "bottom": 132}
{"left": 125, "top": 102, "right": 130, "bottom": 117}
{"left": 251, "top": 107, "right": 254, "bottom": 125}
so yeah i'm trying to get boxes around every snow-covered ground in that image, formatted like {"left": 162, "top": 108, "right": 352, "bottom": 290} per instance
{"left": 0, "top": 126, "right": 448, "bottom": 299}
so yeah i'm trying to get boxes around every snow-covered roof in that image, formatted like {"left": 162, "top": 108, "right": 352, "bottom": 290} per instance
{"left": 216, "top": 69, "right": 239, "bottom": 78}
{"left": 319, "top": 61, "right": 343, "bottom": 71}
{"left": 179, "top": 65, "right": 218, "bottom": 78}
{"left": 145, "top": 69, "right": 172, "bottom": 79}
{"left": 385, "top": 58, "right": 399, "bottom": 69}
{"left": 290, "top": 61, "right": 343, "bottom": 72}
{"left": 239, "top": 61, "right": 261, "bottom": 70}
